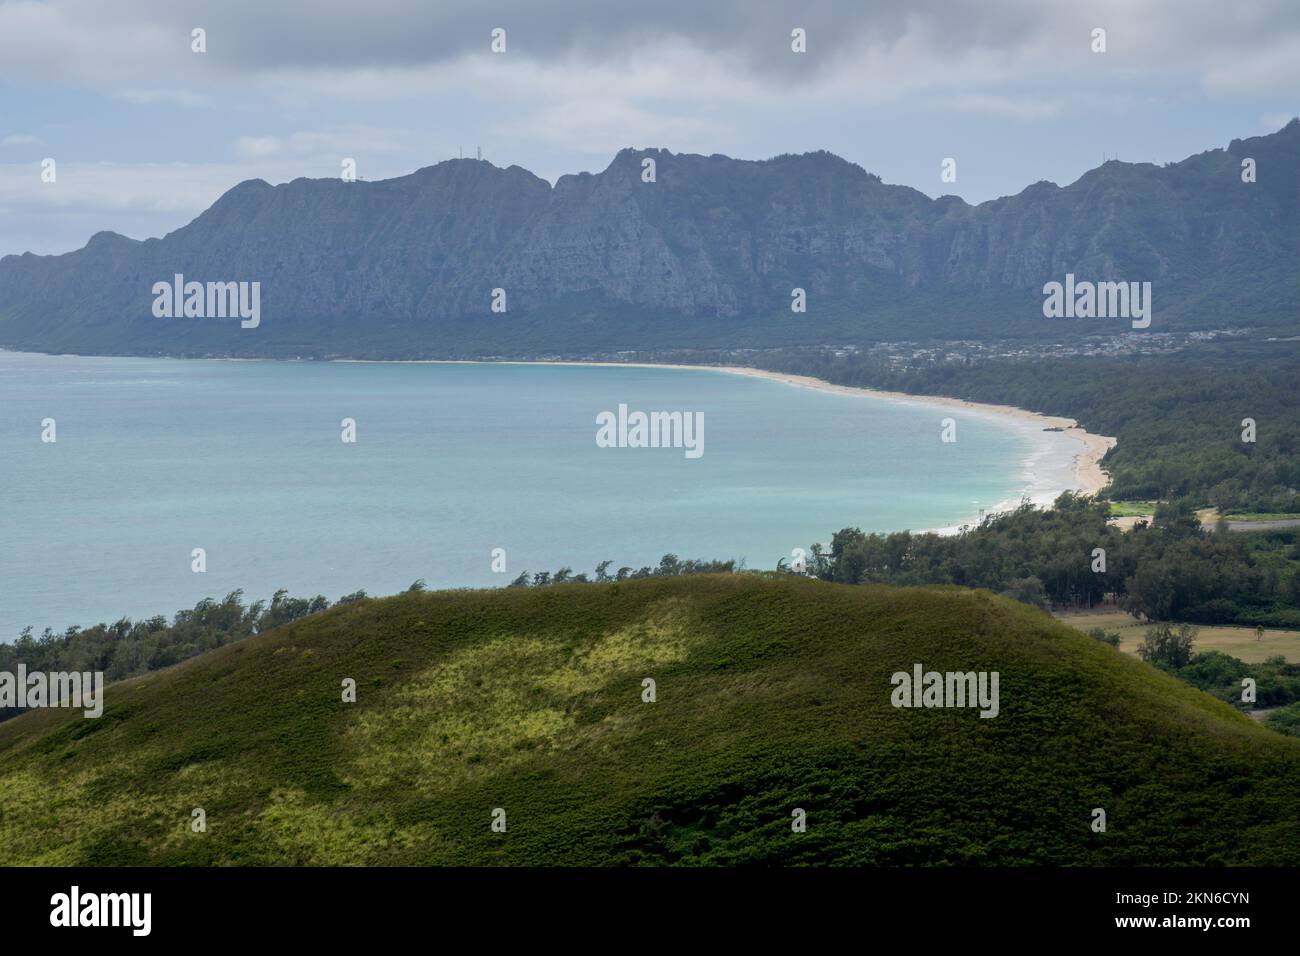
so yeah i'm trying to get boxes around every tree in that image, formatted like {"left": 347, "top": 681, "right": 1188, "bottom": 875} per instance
{"left": 1086, "top": 627, "right": 1122, "bottom": 648}
{"left": 657, "top": 554, "right": 682, "bottom": 576}
{"left": 1000, "top": 576, "right": 1049, "bottom": 610}
{"left": 1137, "top": 623, "right": 1198, "bottom": 669}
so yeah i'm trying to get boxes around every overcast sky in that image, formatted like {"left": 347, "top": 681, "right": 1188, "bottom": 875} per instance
{"left": 0, "top": 0, "right": 1296, "bottom": 255}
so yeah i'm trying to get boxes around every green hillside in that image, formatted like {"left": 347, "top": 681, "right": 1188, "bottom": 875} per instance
{"left": 2, "top": 575, "right": 1298, "bottom": 866}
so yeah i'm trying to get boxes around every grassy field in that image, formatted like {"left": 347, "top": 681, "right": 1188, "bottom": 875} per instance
{"left": 1107, "top": 500, "right": 1158, "bottom": 518}
{"left": 1104, "top": 503, "right": 1300, "bottom": 526}
{"left": 3, "top": 575, "right": 1300, "bottom": 866}
{"left": 1056, "top": 608, "right": 1300, "bottom": 663}
{"left": 1223, "top": 511, "right": 1300, "bottom": 522}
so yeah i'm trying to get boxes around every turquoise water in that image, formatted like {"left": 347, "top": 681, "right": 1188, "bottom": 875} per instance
{"left": 0, "top": 351, "right": 1079, "bottom": 638}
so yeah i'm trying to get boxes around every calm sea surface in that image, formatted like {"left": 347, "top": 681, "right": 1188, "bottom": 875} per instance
{"left": 0, "top": 351, "right": 1079, "bottom": 637}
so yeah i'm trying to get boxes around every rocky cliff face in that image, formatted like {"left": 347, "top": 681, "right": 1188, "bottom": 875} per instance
{"left": 1, "top": 122, "right": 1296, "bottom": 357}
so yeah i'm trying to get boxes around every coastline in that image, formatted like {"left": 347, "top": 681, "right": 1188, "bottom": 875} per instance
{"left": 5, "top": 348, "right": 1115, "bottom": 528}
{"left": 674, "top": 364, "right": 1116, "bottom": 499}
{"left": 340, "top": 357, "right": 1116, "bottom": 529}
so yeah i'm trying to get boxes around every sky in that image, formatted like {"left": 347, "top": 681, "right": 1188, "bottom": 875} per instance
{"left": 0, "top": 0, "right": 1296, "bottom": 256}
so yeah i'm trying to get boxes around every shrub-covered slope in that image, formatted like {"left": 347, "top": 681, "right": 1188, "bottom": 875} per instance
{"left": 1, "top": 575, "right": 1297, "bottom": 865}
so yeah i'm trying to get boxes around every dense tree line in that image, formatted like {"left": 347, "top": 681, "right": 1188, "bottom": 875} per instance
{"left": 0, "top": 588, "right": 360, "bottom": 722}
{"left": 1170, "top": 648, "right": 1300, "bottom": 710}
{"left": 507, "top": 554, "right": 738, "bottom": 587}
{"left": 0, "top": 554, "right": 733, "bottom": 722}
{"left": 1268, "top": 701, "right": 1300, "bottom": 738}
{"left": 758, "top": 339, "right": 1300, "bottom": 513}
{"left": 805, "top": 493, "right": 1300, "bottom": 627}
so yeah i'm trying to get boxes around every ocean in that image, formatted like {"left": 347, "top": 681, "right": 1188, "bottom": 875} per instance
{"left": 0, "top": 350, "right": 1080, "bottom": 637}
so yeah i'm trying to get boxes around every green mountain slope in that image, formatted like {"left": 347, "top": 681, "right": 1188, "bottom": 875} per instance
{"left": 2, "top": 575, "right": 1297, "bottom": 865}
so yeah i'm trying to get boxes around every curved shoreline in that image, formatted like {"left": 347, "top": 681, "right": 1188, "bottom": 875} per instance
{"left": 394, "top": 358, "right": 1117, "bottom": 517}
{"left": 675, "top": 364, "right": 1116, "bottom": 499}
{"left": 390, "top": 356, "right": 1112, "bottom": 528}
{"left": 5, "top": 348, "right": 1118, "bottom": 530}
{"left": 6, "top": 350, "right": 1116, "bottom": 500}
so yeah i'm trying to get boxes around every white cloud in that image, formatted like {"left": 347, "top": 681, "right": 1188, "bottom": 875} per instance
{"left": 1202, "top": 33, "right": 1300, "bottom": 95}
{"left": 1, "top": 134, "right": 42, "bottom": 146}
{"left": 0, "top": 131, "right": 451, "bottom": 246}
{"left": 234, "top": 136, "right": 283, "bottom": 159}
{"left": 492, "top": 99, "right": 733, "bottom": 157}
{"left": 0, "top": 161, "right": 252, "bottom": 215}
{"left": 234, "top": 127, "right": 419, "bottom": 161}
{"left": 114, "top": 89, "right": 211, "bottom": 107}
{"left": 1259, "top": 112, "right": 1298, "bottom": 130}
{"left": 944, "top": 94, "right": 1062, "bottom": 119}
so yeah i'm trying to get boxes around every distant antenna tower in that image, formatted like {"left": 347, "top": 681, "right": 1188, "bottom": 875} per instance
{"left": 476, "top": 146, "right": 482, "bottom": 161}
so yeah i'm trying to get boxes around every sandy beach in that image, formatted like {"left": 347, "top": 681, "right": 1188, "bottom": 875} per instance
{"left": 704, "top": 365, "right": 1115, "bottom": 498}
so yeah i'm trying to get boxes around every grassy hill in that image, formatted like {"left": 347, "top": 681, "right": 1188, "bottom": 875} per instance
{"left": 2, "top": 574, "right": 1298, "bottom": 866}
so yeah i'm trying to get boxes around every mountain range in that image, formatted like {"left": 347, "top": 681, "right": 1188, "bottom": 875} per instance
{"left": 1, "top": 121, "right": 1297, "bottom": 358}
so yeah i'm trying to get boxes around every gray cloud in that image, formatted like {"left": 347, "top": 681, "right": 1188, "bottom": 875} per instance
{"left": 2, "top": 0, "right": 1298, "bottom": 93}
